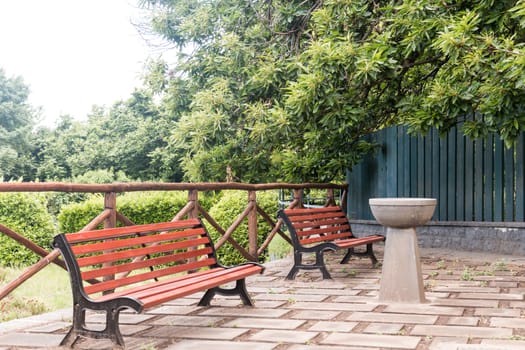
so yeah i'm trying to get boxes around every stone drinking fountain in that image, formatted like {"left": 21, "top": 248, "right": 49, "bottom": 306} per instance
{"left": 369, "top": 198, "right": 437, "bottom": 303}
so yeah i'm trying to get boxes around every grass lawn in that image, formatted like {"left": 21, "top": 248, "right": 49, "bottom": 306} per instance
{"left": 0, "top": 264, "right": 71, "bottom": 322}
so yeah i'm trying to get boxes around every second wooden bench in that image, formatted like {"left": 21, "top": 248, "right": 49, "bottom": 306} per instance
{"left": 278, "top": 206, "right": 385, "bottom": 279}
{"left": 52, "top": 218, "right": 264, "bottom": 348}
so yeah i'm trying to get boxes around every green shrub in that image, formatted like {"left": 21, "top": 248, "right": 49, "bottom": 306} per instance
{"left": 208, "top": 190, "right": 278, "bottom": 265}
{"left": 57, "top": 191, "right": 222, "bottom": 233}
{"left": 47, "top": 169, "right": 132, "bottom": 215}
{"left": 57, "top": 195, "right": 104, "bottom": 232}
{"left": 0, "top": 193, "right": 55, "bottom": 267}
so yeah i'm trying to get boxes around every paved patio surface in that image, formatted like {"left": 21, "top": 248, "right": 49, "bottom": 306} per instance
{"left": 2, "top": 245, "right": 525, "bottom": 350}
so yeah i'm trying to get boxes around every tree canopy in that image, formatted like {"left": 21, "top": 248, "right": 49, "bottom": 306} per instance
{"left": 0, "top": 69, "right": 36, "bottom": 180}
{"left": 139, "top": 0, "right": 525, "bottom": 183}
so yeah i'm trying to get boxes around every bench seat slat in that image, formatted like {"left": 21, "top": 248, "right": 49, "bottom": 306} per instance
{"left": 119, "top": 265, "right": 258, "bottom": 302}
{"left": 95, "top": 267, "right": 225, "bottom": 302}
{"left": 139, "top": 265, "right": 264, "bottom": 309}
{"left": 334, "top": 235, "right": 386, "bottom": 248}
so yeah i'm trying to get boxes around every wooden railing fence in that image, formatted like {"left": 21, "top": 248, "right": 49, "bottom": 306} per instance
{"left": 0, "top": 182, "right": 347, "bottom": 300}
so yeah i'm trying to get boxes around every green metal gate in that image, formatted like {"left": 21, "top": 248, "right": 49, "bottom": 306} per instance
{"left": 346, "top": 126, "right": 525, "bottom": 222}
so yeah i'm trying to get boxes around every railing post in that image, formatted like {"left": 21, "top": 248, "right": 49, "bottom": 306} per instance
{"left": 293, "top": 189, "right": 304, "bottom": 209}
{"left": 188, "top": 189, "right": 199, "bottom": 219}
{"left": 103, "top": 192, "right": 117, "bottom": 290}
{"left": 248, "top": 190, "right": 258, "bottom": 261}
{"left": 326, "top": 188, "right": 335, "bottom": 206}
{"left": 104, "top": 192, "right": 117, "bottom": 229}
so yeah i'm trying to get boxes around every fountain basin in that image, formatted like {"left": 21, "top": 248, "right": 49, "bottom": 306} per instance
{"left": 369, "top": 197, "right": 437, "bottom": 303}
{"left": 369, "top": 198, "right": 436, "bottom": 228}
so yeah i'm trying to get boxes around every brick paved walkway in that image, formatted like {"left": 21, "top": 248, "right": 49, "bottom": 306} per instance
{"left": 1, "top": 246, "right": 525, "bottom": 350}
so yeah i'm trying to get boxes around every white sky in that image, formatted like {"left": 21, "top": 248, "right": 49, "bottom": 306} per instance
{"left": 0, "top": 1, "right": 159, "bottom": 127}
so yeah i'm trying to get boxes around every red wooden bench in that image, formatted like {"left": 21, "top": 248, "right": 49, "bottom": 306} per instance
{"left": 52, "top": 218, "right": 264, "bottom": 348}
{"left": 278, "top": 206, "right": 385, "bottom": 279}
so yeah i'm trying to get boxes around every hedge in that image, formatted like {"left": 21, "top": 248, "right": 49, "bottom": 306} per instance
{"left": 208, "top": 190, "right": 278, "bottom": 265}
{"left": 57, "top": 191, "right": 221, "bottom": 233}
{"left": 0, "top": 193, "right": 55, "bottom": 267}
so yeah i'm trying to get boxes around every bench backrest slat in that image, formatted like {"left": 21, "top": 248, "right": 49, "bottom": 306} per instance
{"left": 280, "top": 206, "right": 354, "bottom": 246}
{"left": 54, "top": 218, "right": 220, "bottom": 298}
{"left": 84, "top": 258, "right": 217, "bottom": 295}
{"left": 80, "top": 247, "right": 214, "bottom": 281}
{"left": 75, "top": 235, "right": 209, "bottom": 267}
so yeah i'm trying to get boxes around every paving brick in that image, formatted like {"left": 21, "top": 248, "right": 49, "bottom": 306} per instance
{"left": 144, "top": 325, "right": 248, "bottom": 340}
{"left": 0, "top": 332, "right": 63, "bottom": 347}
{"left": 352, "top": 283, "right": 380, "bottom": 290}
{"left": 347, "top": 311, "right": 438, "bottom": 325}
{"left": 147, "top": 305, "right": 199, "bottom": 315}
{"left": 252, "top": 300, "right": 288, "bottom": 308}
{"left": 248, "top": 329, "right": 318, "bottom": 343}
{"left": 308, "top": 321, "right": 358, "bottom": 332}
{"left": 474, "top": 308, "right": 521, "bottom": 317}
{"left": 363, "top": 322, "right": 404, "bottom": 334}
{"left": 26, "top": 321, "right": 70, "bottom": 333}
{"left": 165, "top": 339, "right": 277, "bottom": 350}
{"left": 509, "top": 300, "right": 525, "bottom": 308}
{"left": 432, "top": 286, "right": 500, "bottom": 293}
{"left": 293, "top": 288, "right": 361, "bottom": 296}
{"left": 490, "top": 316, "right": 525, "bottom": 328}
{"left": 481, "top": 339, "right": 525, "bottom": 349}
{"left": 383, "top": 304, "right": 464, "bottom": 316}
{"left": 490, "top": 281, "right": 518, "bottom": 288}
{"left": 290, "top": 310, "right": 341, "bottom": 320}
{"left": 199, "top": 307, "right": 289, "bottom": 318}
{"left": 321, "top": 332, "right": 421, "bottom": 349}
{"left": 411, "top": 325, "right": 512, "bottom": 338}
{"left": 456, "top": 292, "right": 524, "bottom": 300}
{"left": 119, "top": 324, "right": 153, "bottom": 336}
{"left": 286, "top": 301, "right": 377, "bottom": 312}
{"left": 428, "top": 337, "right": 469, "bottom": 350}
{"left": 288, "top": 345, "right": 379, "bottom": 350}
{"left": 151, "top": 315, "right": 224, "bottom": 327}
{"left": 430, "top": 298, "right": 499, "bottom": 308}
{"left": 86, "top": 312, "right": 156, "bottom": 324}
{"left": 332, "top": 295, "right": 383, "bottom": 303}
{"left": 254, "top": 293, "right": 328, "bottom": 302}
{"left": 222, "top": 317, "right": 305, "bottom": 329}
{"left": 77, "top": 336, "right": 165, "bottom": 350}
{"left": 445, "top": 317, "right": 479, "bottom": 326}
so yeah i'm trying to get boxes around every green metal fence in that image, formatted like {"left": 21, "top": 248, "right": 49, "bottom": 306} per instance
{"left": 346, "top": 126, "right": 525, "bottom": 222}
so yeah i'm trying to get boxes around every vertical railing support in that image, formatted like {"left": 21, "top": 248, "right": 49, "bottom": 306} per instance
{"left": 103, "top": 192, "right": 117, "bottom": 290}
{"left": 248, "top": 190, "right": 258, "bottom": 261}
{"left": 293, "top": 189, "right": 304, "bottom": 209}
{"left": 104, "top": 192, "right": 117, "bottom": 229}
{"left": 188, "top": 189, "right": 199, "bottom": 219}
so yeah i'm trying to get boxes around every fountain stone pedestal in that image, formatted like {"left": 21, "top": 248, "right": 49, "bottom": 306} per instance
{"left": 369, "top": 198, "right": 437, "bottom": 303}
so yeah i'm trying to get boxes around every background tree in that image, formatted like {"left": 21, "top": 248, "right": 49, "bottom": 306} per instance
{"left": 0, "top": 69, "right": 37, "bottom": 180}
{"left": 34, "top": 89, "right": 184, "bottom": 182}
{"left": 140, "top": 0, "right": 525, "bottom": 183}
